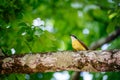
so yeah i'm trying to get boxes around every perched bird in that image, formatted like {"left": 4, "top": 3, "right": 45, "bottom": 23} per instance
{"left": 70, "top": 34, "right": 88, "bottom": 51}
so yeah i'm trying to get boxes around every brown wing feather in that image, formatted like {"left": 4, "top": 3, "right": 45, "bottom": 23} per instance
{"left": 78, "top": 40, "right": 88, "bottom": 50}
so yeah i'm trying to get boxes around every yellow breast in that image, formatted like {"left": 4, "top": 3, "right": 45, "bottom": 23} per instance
{"left": 72, "top": 40, "right": 86, "bottom": 51}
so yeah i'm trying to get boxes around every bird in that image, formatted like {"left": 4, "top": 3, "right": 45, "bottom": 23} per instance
{"left": 70, "top": 34, "right": 88, "bottom": 51}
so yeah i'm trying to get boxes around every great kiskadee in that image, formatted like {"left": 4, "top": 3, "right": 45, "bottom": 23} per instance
{"left": 70, "top": 35, "right": 88, "bottom": 51}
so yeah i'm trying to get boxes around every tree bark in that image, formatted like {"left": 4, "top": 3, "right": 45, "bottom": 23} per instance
{"left": 0, "top": 50, "right": 120, "bottom": 74}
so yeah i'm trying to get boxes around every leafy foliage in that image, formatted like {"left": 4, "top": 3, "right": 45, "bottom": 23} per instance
{"left": 0, "top": 0, "right": 120, "bottom": 80}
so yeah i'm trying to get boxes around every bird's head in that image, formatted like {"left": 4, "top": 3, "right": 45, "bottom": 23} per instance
{"left": 70, "top": 34, "right": 78, "bottom": 42}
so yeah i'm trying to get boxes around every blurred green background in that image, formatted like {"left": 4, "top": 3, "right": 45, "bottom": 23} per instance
{"left": 0, "top": 0, "right": 120, "bottom": 80}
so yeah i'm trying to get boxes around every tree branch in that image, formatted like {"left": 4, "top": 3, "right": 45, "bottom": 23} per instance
{"left": 90, "top": 28, "right": 120, "bottom": 50}
{"left": 0, "top": 50, "right": 120, "bottom": 74}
